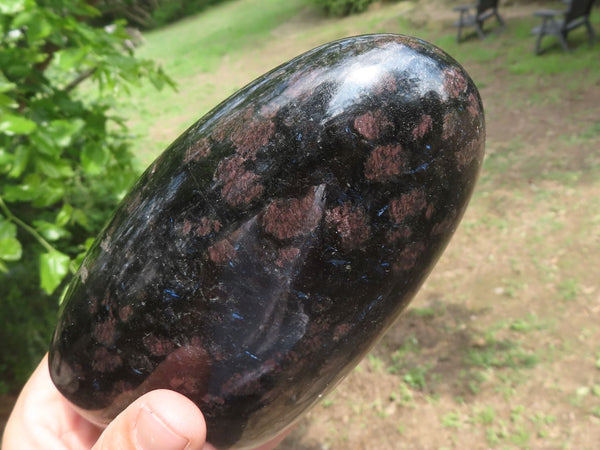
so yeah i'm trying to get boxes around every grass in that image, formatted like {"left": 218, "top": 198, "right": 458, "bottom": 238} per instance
{"left": 136, "top": 0, "right": 306, "bottom": 76}
{"left": 441, "top": 411, "right": 462, "bottom": 428}
{"left": 465, "top": 339, "right": 539, "bottom": 370}
{"left": 122, "top": 0, "right": 308, "bottom": 164}
{"left": 508, "top": 314, "right": 552, "bottom": 333}
{"left": 557, "top": 278, "right": 579, "bottom": 301}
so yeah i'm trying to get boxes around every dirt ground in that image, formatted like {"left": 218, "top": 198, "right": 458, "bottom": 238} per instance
{"left": 2, "top": 1, "right": 599, "bottom": 448}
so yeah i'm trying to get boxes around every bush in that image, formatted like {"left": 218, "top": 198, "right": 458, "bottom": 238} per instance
{"left": 311, "top": 0, "right": 374, "bottom": 16}
{"left": 98, "top": 0, "right": 233, "bottom": 29}
{"left": 0, "top": 0, "right": 173, "bottom": 391}
{"left": 152, "top": 0, "right": 229, "bottom": 28}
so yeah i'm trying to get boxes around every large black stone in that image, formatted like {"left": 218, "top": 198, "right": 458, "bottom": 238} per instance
{"left": 49, "top": 34, "right": 485, "bottom": 449}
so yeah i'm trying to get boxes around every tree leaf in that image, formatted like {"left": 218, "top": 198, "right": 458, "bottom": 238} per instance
{"left": 0, "top": 218, "right": 17, "bottom": 239}
{"left": 31, "top": 180, "right": 65, "bottom": 207}
{"left": 0, "top": 114, "right": 37, "bottom": 135}
{"left": 34, "top": 155, "right": 74, "bottom": 178}
{"left": 54, "top": 48, "right": 88, "bottom": 72}
{"left": 0, "top": 75, "right": 16, "bottom": 93}
{"left": 72, "top": 208, "right": 91, "bottom": 231}
{"left": 10, "top": 10, "right": 34, "bottom": 28}
{"left": 33, "top": 220, "right": 69, "bottom": 242}
{"left": 2, "top": 174, "right": 41, "bottom": 202}
{"left": 0, "top": 220, "right": 22, "bottom": 261}
{"left": 39, "top": 250, "right": 70, "bottom": 294}
{"left": 0, "top": 148, "right": 13, "bottom": 174}
{"left": 55, "top": 203, "right": 73, "bottom": 227}
{"left": 0, "top": 93, "right": 18, "bottom": 108}
{"left": 8, "top": 145, "right": 29, "bottom": 178}
{"left": 26, "top": 15, "right": 53, "bottom": 43}
{"left": 81, "top": 142, "right": 109, "bottom": 175}
{"left": 0, "top": 236, "right": 22, "bottom": 261}
{"left": 30, "top": 130, "right": 60, "bottom": 156}
{"left": 46, "top": 119, "right": 85, "bottom": 148}
{"left": 0, "top": 0, "right": 26, "bottom": 15}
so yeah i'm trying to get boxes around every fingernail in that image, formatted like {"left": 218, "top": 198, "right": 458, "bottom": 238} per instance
{"left": 135, "top": 406, "right": 190, "bottom": 450}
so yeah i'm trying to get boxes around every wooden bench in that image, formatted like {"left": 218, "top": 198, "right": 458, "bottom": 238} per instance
{"left": 453, "top": 0, "right": 506, "bottom": 42}
{"left": 532, "top": 0, "right": 597, "bottom": 54}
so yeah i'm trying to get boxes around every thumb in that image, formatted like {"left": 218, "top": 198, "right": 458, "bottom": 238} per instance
{"left": 92, "top": 389, "right": 207, "bottom": 450}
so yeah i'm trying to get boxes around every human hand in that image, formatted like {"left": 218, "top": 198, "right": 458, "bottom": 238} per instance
{"left": 2, "top": 354, "right": 288, "bottom": 450}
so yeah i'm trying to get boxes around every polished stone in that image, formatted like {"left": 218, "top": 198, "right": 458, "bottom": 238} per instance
{"left": 49, "top": 34, "right": 485, "bottom": 449}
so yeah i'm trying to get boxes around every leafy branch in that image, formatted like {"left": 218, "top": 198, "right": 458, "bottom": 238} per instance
{"left": 0, "top": 195, "right": 55, "bottom": 254}
{"left": 63, "top": 67, "right": 98, "bottom": 93}
{"left": 0, "top": 0, "right": 174, "bottom": 296}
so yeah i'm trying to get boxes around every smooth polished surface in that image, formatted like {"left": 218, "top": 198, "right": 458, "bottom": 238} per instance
{"left": 49, "top": 34, "right": 485, "bottom": 449}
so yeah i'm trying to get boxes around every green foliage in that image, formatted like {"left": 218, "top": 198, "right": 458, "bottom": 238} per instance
{"left": 311, "top": 0, "right": 374, "bottom": 17}
{"left": 0, "top": 0, "right": 173, "bottom": 390}
{"left": 98, "top": 0, "right": 233, "bottom": 29}
{"left": 151, "top": 0, "right": 231, "bottom": 28}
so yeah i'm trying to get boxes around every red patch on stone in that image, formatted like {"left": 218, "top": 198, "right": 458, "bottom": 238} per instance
{"left": 118, "top": 305, "right": 134, "bottom": 322}
{"left": 146, "top": 342, "right": 211, "bottom": 397}
{"left": 182, "top": 219, "right": 193, "bottom": 235}
{"left": 184, "top": 138, "right": 210, "bottom": 163}
{"left": 92, "top": 347, "right": 122, "bottom": 372}
{"left": 385, "top": 226, "right": 413, "bottom": 243}
{"left": 261, "top": 187, "right": 324, "bottom": 240}
{"left": 210, "top": 106, "right": 249, "bottom": 143}
{"left": 333, "top": 323, "right": 351, "bottom": 341}
{"left": 456, "top": 136, "right": 481, "bottom": 169}
{"left": 216, "top": 156, "right": 264, "bottom": 207}
{"left": 143, "top": 334, "right": 175, "bottom": 357}
{"left": 354, "top": 109, "right": 391, "bottom": 140}
{"left": 393, "top": 241, "right": 426, "bottom": 272}
{"left": 259, "top": 101, "right": 280, "bottom": 119}
{"left": 425, "top": 203, "right": 434, "bottom": 220}
{"left": 389, "top": 190, "right": 427, "bottom": 224}
{"left": 432, "top": 215, "right": 456, "bottom": 235}
{"left": 443, "top": 68, "right": 468, "bottom": 99}
{"left": 94, "top": 317, "right": 117, "bottom": 346}
{"left": 412, "top": 114, "right": 432, "bottom": 140}
{"left": 325, "top": 202, "right": 371, "bottom": 249}
{"left": 276, "top": 247, "right": 301, "bottom": 268}
{"left": 196, "top": 217, "right": 222, "bottom": 237}
{"left": 208, "top": 238, "right": 236, "bottom": 265}
{"left": 364, "top": 144, "right": 406, "bottom": 182}
{"left": 467, "top": 92, "right": 480, "bottom": 117}
{"left": 442, "top": 112, "right": 458, "bottom": 140}
{"left": 231, "top": 118, "right": 274, "bottom": 159}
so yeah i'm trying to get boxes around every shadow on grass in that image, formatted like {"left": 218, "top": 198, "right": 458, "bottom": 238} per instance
{"left": 369, "top": 299, "right": 540, "bottom": 399}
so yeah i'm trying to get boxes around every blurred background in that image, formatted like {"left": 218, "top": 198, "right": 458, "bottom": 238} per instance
{"left": 1, "top": 0, "right": 599, "bottom": 447}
